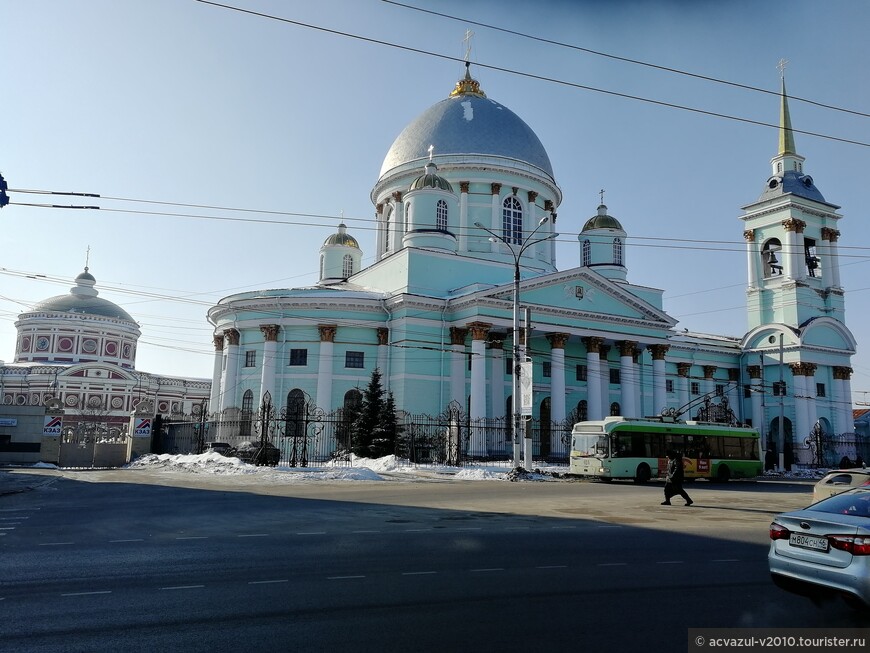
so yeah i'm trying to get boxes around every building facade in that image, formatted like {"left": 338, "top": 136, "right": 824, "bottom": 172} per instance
{"left": 0, "top": 269, "right": 210, "bottom": 462}
{"left": 207, "top": 67, "right": 856, "bottom": 464}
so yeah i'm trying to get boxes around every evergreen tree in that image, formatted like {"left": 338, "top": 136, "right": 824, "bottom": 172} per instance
{"left": 351, "top": 368, "right": 386, "bottom": 458}
{"left": 371, "top": 391, "right": 400, "bottom": 458}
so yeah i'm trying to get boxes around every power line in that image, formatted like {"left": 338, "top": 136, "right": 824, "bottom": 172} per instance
{"left": 194, "top": 0, "right": 870, "bottom": 149}
{"left": 382, "top": 0, "right": 870, "bottom": 120}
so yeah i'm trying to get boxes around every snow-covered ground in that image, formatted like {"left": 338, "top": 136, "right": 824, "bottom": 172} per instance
{"left": 114, "top": 451, "right": 539, "bottom": 484}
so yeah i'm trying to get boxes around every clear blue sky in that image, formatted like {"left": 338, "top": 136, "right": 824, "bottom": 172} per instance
{"left": 3, "top": 1, "right": 870, "bottom": 403}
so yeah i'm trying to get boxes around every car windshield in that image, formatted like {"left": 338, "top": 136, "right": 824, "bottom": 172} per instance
{"left": 808, "top": 489, "right": 870, "bottom": 517}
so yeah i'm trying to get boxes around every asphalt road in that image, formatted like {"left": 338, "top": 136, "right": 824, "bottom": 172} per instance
{"left": 1, "top": 470, "right": 867, "bottom": 652}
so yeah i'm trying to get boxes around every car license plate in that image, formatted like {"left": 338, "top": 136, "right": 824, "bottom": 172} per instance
{"left": 789, "top": 533, "right": 829, "bottom": 552}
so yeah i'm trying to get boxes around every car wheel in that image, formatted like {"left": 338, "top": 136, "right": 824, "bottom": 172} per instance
{"left": 712, "top": 464, "right": 730, "bottom": 483}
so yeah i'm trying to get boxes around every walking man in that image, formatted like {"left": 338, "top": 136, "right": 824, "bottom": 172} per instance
{"left": 662, "top": 450, "right": 693, "bottom": 506}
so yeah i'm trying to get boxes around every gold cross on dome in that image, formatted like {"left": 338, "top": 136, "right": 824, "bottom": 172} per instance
{"left": 599, "top": 189, "right": 605, "bottom": 205}
{"left": 463, "top": 29, "right": 474, "bottom": 62}
{"left": 428, "top": 144, "right": 434, "bottom": 161}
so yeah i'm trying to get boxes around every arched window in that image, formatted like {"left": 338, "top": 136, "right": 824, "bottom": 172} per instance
{"left": 342, "top": 254, "right": 353, "bottom": 278}
{"left": 582, "top": 240, "right": 591, "bottom": 267}
{"left": 612, "top": 238, "right": 623, "bottom": 266}
{"left": 777, "top": 162, "right": 782, "bottom": 173}
{"left": 286, "top": 389, "right": 305, "bottom": 440}
{"left": 240, "top": 389, "right": 254, "bottom": 437}
{"left": 577, "top": 400, "right": 588, "bottom": 422}
{"left": 762, "top": 238, "right": 784, "bottom": 276}
{"left": 436, "top": 199, "right": 448, "bottom": 231}
{"left": 336, "top": 389, "right": 362, "bottom": 451}
{"left": 502, "top": 196, "right": 523, "bottom": 245}
{"left": 610, "top": 401, "right": 621, "bottom": 416}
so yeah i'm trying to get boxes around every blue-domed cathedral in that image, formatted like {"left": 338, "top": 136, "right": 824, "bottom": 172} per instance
{"left": 206, "top": 65, "right": 857, "bottom": 465}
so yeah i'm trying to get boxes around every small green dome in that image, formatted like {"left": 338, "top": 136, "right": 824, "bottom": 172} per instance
{"left": 323, "top": 223, "right": 360, "bottom": 248}
{"left": 582, "top": 204, "right": 623, "bottom": 231}
{"left": 410, "top": 161, "right": 454, "bottom": 193}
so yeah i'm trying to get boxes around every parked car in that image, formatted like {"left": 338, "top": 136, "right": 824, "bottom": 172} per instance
{"left": 768, "top": 487, "right": 870, "bottom": 610}
{"left": 229, "top": 440, "right": 280, "bottom": 466}
{"left": 812, "top": 468, "right": 870, "bottom": 503}
{"left": 203, "top": 442, "right": 232, "bottom": 456}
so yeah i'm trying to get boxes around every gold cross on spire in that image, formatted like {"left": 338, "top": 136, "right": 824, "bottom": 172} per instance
{"left": 462, "top": 29, "right": 474, "bottom": 62}
{"left": 85, "top": 245, "right": 91, "bottom": 272}
{"left": 428, "top": 144, "right": 434, "bottom": 161}
{"left": 777, "top": 58, "right": 789, "bottom": 79}
{"left": 599, "top": 189, "right": 605, "bottom": 205}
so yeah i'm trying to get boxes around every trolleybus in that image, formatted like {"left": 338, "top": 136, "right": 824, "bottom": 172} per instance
{"left": 569, "top": 416, "right": 761, "bottom": 482}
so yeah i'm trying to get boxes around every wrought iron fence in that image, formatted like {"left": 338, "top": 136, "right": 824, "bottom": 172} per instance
{"left": 162, "top": 395, "right": 573, "bottom": 468}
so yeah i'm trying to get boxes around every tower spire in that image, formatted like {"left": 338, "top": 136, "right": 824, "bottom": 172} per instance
{"left": 777, "top": 60, "right": 796, "bottom": 157}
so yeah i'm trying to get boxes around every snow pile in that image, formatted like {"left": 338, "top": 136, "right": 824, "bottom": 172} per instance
{"left": 32, "top": 462, "right": 59, "bottom": 469}
{"left": 454, "top": 468, "right": 505, "bottom": 480}
{"left": 128, "top": 451, "right": 257, "bottom": 475}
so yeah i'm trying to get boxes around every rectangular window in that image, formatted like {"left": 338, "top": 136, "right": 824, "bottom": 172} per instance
{"left": 288, "top": 348, "right": 308, "bottom": 366}
{"left": 345, "top": 351, "right": 364, "bottom": 369}
{"left": 542, "top": 361, "right": 551, "bottom": 378}
{"left": 610, "top": 368, "right": 620, "bottom": 384}
{"left": 773, "top": 381, "right": 787, "bottom": 397}
{"left": 666, "top": 379, "right": 674, "bottom": 393}
{"left": 691, "top": 381, "right": 700, "bottom": 395}
{"left": 576, "top": 365, "right": 587, "bottom": 382}
{"left": 506, "top": 357, "right": 513, "bottom": 376}
{"left": 244, "top": 350, "right": 256, "bottom": 368}
{"left": 816, "top": 383, "right": 826, "bottom": 398}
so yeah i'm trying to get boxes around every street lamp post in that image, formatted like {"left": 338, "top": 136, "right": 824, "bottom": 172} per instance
{"left": 474, "top": 217, "right": 558, "bottom": 468}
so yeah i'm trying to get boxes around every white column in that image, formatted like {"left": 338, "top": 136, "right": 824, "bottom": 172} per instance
{"left": 548, "top": 333, "right": 567, "bottom": 457}
{"left": 449, "top": 327, "right": 467, "bottom": 410}
{"left": 677, "top": 363, "right": 691, "bottom": 417}
{"left": 745, "top": 229, "right": 758, "bottom": 288}
{"left": 490, "top": 183, "right": 501, "bottom": 249}
{"left": 649, "top": 345, "right": 668, "bottom": 416}
{"left": 840, "top": 368, "right": 854, "bottom": 436}
{"left": 829, "top": 231, "right": 842, "bottom": 289}
{"left": 259, "top": 325, "right": 279, "bottom": 405}
{"left": 619, "top": 341, "right": 636, "bottom": 417}
{"left": 376, "top": 204, "right": 385, "bottom": 259}
{"left": 703, "top": 366, "right": 717, "bottom": 402}
{"left": 377, "top": 328, "right": 389, "bottom": 392}
{"left": 209, "top": 334, "right": 224, "bottom": 416}
{"left": 316, "top": 325, "right": 336, "bottom": 412}
{"left": 600, "top": 345, "right": 612, "bottom": 417}
{"left": 220, "top": 329, "right": 240, "bottom": 414}
{"left": 468, "top": 323, "right": 490, "bottom": 456}
{"left": 791, "top": 365, "right": 809, "bottom": 447}
{"left": 459, "top": 182, "right": 469, "bottom": 252}
{"left": 489, "top": 339, "right": 505, "bottom": 453}
{"left": 584, "top": 337, "right": 603, "bottom": 421}
{"left": 391, "top": 192, "right": 404, "bottom": 253}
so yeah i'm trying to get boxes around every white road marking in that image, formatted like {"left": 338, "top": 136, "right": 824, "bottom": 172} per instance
{"left": 61, "top": 591, "right": 112, "bottom": 597}
{"left": 160, "top": 585, "right": 205, "bottom": 591}
{"left": 402, "top": 571, "right": 437, "bottom": 576}
{"left": 249, "top": 579, "right": 289, "bottom": 585}
{"left": 0, "top": 527, "right": 16, "bottom": 530}
{"left": 110, "top": 539, "right": 144, "bottom": 543}
{"left": 38, "top": 542, "right": 73, "bottom": 546}
{"left": 404, "top": 528, "right": 432, "bottom": 532}
{"left": 0, "top": 517, "right": 27, "bottom": 520}
{"left": 328, "top": 575, "right": 365, "bottom": 580}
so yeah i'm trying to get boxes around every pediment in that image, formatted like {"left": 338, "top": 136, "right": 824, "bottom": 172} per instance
{"left": 470, "top": 268, "right": 676, "bottom": 327}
